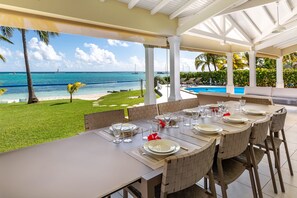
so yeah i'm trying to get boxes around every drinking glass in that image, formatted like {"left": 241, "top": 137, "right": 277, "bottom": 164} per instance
{"left": 150, "top": 120, "right": 160, "bottom": 133}
{"left": 111, "top": 123, "right": 122, "bottom": 144}
{"left": 200, "top": 106, "right": 206, "bottom": 118}
{"left": 183, "top": 116, "right": 191, "bottom": 127}
{"left": 141, "top": 128, "right": 150, "bottom": 140}
{"left": 163, "top": 113, "right": 172, "bottom": 128}
{"left": 239, "top": 99, "right": 246, "bottom": 111}
{"left": 191, "top": 111, "right": 199, "bottom": 125}
{"left": 122, "top": 124, "right": 133, "bottom": 143}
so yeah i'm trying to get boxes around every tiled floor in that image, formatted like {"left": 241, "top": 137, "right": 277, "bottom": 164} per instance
{"left": 110, "top": 104, "right": 297, "bottom": 198}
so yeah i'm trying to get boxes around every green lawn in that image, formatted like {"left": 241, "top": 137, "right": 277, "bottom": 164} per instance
{"left": 0, "top": 90, "right": 145, "bottom": 153}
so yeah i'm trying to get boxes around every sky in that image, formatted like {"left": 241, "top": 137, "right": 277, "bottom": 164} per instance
{"left": 0, "top": 30, "right": 201, "bottom": 72}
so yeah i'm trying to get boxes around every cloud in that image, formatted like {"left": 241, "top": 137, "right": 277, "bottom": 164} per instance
{"left": 75, "top": 43, "right": 117, "bottom": 65}
{"left": 28, "top": 37, "right": 62, "bottom": 61}
{"left": 107, "top": 39, "right": 129, "bottom": 47}
{"left": 0, "top": 47, "right": 12, "bottom": 57}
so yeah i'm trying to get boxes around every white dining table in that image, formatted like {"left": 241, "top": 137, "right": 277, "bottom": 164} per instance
{"left": 0, "top": 101, "right": 285, "bottom": 198}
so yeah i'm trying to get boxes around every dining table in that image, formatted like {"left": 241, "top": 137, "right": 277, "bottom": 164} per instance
{"left": 0, "top": 101, "right": 285, "bottom": 198}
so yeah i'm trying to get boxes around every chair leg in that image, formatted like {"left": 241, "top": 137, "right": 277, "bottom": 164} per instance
{"left": 123, "top": 189, "right": 128, "bottom": 198}
{"left": 204, "top": 177, "right": 208, "bottom": 190}
{"left": 217, "top": 158, "right": 228, "bottom": 198}
{"left": 208, "top": 170, "right": 217, "bottom": 198}
{"left": 282, "top": 129, "right": 294, "bottom": 176}
{"left": 250, "top": 146, "right": 263, "bottom": 198}
{"left": 270, "top": 135, "right": 285, "bottom": 192}
{"left": 265, "top": 140, "right": 278, "bottom": 194}
{"left": 246, "top": 149, "right": 258, "bottom": 198}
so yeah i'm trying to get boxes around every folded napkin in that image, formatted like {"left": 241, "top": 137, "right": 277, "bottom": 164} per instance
{"left": 223, "top": 112, "right": 231, "bottom": 117}
{"left": 148, "top": 132, "right": 161, "bottom": 141}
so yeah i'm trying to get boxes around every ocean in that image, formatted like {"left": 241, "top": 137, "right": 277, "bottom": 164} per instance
{"left": 0, "top": 72, "right": 167, "bottom": 102}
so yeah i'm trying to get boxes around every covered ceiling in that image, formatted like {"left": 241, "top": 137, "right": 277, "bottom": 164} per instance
{"left": 0, "top": 0, "right": 297, "bottom": 57}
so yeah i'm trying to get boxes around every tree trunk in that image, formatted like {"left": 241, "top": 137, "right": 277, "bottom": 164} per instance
{"left": 207, "top": 64, "right": 211, "bottom": 72}
{"left": 21, "top": 29, "right": 38, "bottom": 104}
{"left": 70, "top": 93, "right": 72, "bottom": 103}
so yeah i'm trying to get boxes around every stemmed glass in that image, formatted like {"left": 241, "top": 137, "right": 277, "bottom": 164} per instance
{"left": 239, "top": 99, "right": 246, "bottom": 111}
{"left": 111, "top": 123, "right": 122, "bottom": 144}
{"left": 163, "top": 113, "right": 172, "bottom": 128}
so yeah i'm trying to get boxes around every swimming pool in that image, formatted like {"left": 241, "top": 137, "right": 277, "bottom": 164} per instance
{"left": 185, "top": 86, "right": 244, "bottom": 94}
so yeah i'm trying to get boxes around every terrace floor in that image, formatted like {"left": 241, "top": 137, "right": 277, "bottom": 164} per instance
{"left": 110, "top": 104, "right": 297, "bottom": 198}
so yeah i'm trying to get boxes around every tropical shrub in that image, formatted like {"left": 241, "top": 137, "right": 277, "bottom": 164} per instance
{"left": 160, "top": 68, "right": 297, "bottom": 88}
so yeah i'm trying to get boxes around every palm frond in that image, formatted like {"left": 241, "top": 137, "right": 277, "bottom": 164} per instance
{"left": 0, "top": 54, "right": 6, "bottom": 62}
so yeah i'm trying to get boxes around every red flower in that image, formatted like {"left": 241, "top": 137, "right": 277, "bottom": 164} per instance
{"left": 159, "top": 120, "right": 166, "bottom": 128}
{"left": 148, "top": 132, "right": 161, "bottom": 141}
{"left": 223, "top": 112, "right": 231, "bottom": 117}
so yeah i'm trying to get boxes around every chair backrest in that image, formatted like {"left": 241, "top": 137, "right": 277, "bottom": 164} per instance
{"left": 197, "top": 92, "right": 229, "bottom": 105}
{"left": 161, "top": 140, "right": 216, "bottom": 196}
{"left": 158, "top": 100, "right": 181, "bottom": 115}
{"left": 241, "top": 96, "right": 273, "bottom": 105}
{"left": 127, "top": 104, "right": 158, "bottom": 121}
{"left": 179, "top": 98, "right": 199, "bottom": 109}
{"left": 218, "top": 125, "right": 251, "bottom": 159}
{"left": 84, "top": 109, "right": 125, "bottom": 131}
{"left": 250, "top": 116, "right": 270, "bottom": 144}
{"left": 270, "top": 108, "right": 287, "bottom": 132}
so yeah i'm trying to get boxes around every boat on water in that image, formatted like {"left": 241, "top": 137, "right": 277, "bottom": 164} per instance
{"left": 132, "top": 64, "right": 138, "bottom": 74}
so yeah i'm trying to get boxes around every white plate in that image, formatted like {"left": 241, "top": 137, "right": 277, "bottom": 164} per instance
{"left": 205, "top": 104, "right": 219, "bottom": 108}
{"left": 242, "top": 108, "right": 266, "bottom": 115}
{"left": 143, "top": 140, "right": 180, "bottom": 156}
{"left": 109, "top": 123, "right": 138, "bottom": 132}
{"left": 182, "top": 108, "right": 199, "bottom": 114}
{"left": 147, "top": 139, "right": 176, "bottom": 153}
{"left": 194, "top": 124, "right": 223, "bottom": 134}
{"left": 223, "top": 115, "right": 249, "bottom": 123}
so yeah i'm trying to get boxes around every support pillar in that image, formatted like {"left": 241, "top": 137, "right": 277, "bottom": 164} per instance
{"left": 276, "top": 56, "right": 284, "bottom": 88}
{"left": 248, "top": 51, "right": 257, "bottom": 87}
{"left": 168, "top": 36, "right": 182, "bottom": 101}
{"left": 144, "top": 45, "right": 156, "bottom": 105}
{"left": 226, "top": 53, "right": 234, "bottom": 94}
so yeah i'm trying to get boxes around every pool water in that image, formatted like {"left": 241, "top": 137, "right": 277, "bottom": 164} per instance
{"left": 185, "top": 87, "right": 244, "bottom": 95}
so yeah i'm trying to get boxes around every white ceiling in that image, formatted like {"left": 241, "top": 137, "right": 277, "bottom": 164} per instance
{"left": 118, "top": 0, "right": 297, "bottom": 53}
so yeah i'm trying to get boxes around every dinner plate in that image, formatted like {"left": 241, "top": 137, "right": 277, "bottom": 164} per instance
{"left": 223, "top": 115, "right": 249, "bottom": 123}
{"left": 193, "top": 124, "right": 223, "bottom": 134}
{"left": 242, "top": 108, "right": 266, "bottom": 115}
{"left": 182, "top": 108, "right": 199, "bottom": 114}
{"left": 205, "top": 104, "right": 219, "bottom": 108}
{"left": 143, "top": 139, "right": 180, "bottom": 156}
{"left": 147, "top": 139, "right": 176, "bottom": 153}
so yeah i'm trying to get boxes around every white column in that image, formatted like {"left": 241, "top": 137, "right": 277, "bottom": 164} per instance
{"left": 248, "top": 51, "right": 257, "bottom": 87}
{"left": 168, "top": 36, "right": 182, "bottom": 101}
{"left": 276, "top": 56, "right": 284, "bottom": 88}
{"left": 226, "top": 52, "right": 234, "bottom": 94}
{"left": 144, "top": 45, "right": 156, "bottom": 105}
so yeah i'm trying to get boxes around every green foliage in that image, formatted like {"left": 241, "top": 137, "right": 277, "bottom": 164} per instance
{"left": 0, "top": 88, "right": 7, "bottom": 95}
{"left": 67, "top": 82, "right": 86, "bottom": 103}
{"left": 179, "top": 68, "right": 297, "bottom": 87}
{"left": 0, "top": 90, "right": 145, "bottom": 152}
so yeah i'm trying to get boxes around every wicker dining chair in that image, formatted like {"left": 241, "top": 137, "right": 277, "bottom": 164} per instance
{"left": 212, "top": 125, "right": 257, "bottom": 198}
{"left": 84, "top": 109, "right": 125, "bottom": 131}
{"left": 197, "top": 93, "right": 229, "bottom": 105}
{"left": 179, "top": 98, "right": 200, "bottom": 109}
{"left": 235, "top": 116, "right": 277, "bottom": 197}
{"left": 158, "top": 100, "right": 182, "bottom": 115}
{"left": 258, "top": 108, "right": 291, "bottom": 193}
{"left": 126, "top": 140, "right": 217, "bottom": 198}
{"left": 241, "top": 96, "right": 273, "bottom": 105}
{"left": 127, "top": 104, "right": 159, "bottom": 121}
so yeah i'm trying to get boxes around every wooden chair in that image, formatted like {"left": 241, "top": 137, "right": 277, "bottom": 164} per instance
{"left": 197, "top": 93, "right": 229, "bottom": 105}
{"left": 179, "top": 98, "right": 200, "bottom": 109}
{"left": 127, "top": 140, "right": 217, "bottom": 198}
{"left": 241, "top": 96, "right": 273, "bottom": 105}
{"left": 127, "top": 104, "right": 159, "bottom": 121}
{"left": 84, "top": 109, "right": 125, "bottom": 131}
{"left": 158, "top": 100, "right": 182, "bottom": 115}
{"left": 212, "top": 125, "right": 257, "bottom": 198}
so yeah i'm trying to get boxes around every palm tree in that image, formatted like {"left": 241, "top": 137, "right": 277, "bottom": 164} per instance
{"left": 67, "top": 82, "right": 86, "bottom": 103}
{"left": 195, "top": 53, "right": 226, "bottom": 72}
{"left": 0, "top": 27, "right": 14, "bottom": 62}
{"left": 0, "top": 88, "right": 7, "bottom": 96}
{"left": 283, "top": 52, "right": 297, "bottom": 68}
{"left": 1, "top": 26, "right": 59, "bottom": 104}
{"left": 233, "top": 53, "right": 248, "bottom": 69}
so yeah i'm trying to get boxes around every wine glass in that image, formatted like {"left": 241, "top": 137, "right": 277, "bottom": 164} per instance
{"left": 163, "top": 113, "right": 172, "bottom": 128}
{"left": 111, "top": 123, "right": 122, "bottom": 144}
{"left": 239, "top": 99, "right": 246, "bottom": 111}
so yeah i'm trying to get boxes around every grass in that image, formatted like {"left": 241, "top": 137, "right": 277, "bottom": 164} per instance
{"left": 0, "top": 90, "right": 145, "bottom": 153}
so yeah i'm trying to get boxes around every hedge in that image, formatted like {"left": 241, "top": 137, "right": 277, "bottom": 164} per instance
{"left": 162, "top": 68, "right": 297, "bottom": 88}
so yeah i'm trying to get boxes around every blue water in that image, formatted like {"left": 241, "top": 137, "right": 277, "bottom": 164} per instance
{"left": 185, "top": 87, "right": 244, "bottom": 94}
{"left": 0, "top": 72, "right": 166, "bottom": 101}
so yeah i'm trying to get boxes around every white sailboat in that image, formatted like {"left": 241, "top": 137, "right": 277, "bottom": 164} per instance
{"left": 132, "top": 64, "right": 138, "bottom": 74}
